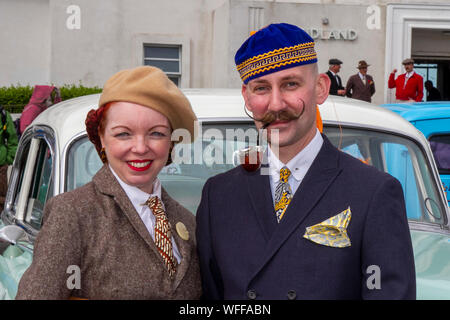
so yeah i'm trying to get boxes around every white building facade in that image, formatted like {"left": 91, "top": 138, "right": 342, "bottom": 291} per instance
{"left": 1, "top": 0, "right": 450, "bottom": 104}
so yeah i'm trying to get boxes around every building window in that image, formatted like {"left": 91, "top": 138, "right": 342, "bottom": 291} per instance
{"left": 414, "top": 63, "right": 438, "bottom": 101}
{"left": 143, "top": 45, "right": 181, "bottom": 86}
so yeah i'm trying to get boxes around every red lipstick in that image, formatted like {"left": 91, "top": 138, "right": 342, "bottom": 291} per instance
{"left": 127, "top": 160, "right": 152, "bottom": 172}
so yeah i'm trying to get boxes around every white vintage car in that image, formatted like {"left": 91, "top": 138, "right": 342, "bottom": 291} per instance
{"left": 0, "top": 89, "right": 449, "bottom": 299}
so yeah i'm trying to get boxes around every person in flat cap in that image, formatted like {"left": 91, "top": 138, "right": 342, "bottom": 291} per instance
{"left": 196, "top": 23, "right": 415, "bottom": 300}
{"left": 326, "top": 58, "right": 346, "bottom": 96}
{"left": 345, "top": 60, "right": 376, "bottom": 103}
{"left": 388, "top": 58, "right": 424, "bottom": 102}
{"left": 16, "top": 66, "right": 202, "bottom": 300}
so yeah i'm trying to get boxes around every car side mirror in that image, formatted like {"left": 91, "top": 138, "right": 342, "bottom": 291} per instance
{"left": 0, "top": 225, "right": 26, "bottom": 245}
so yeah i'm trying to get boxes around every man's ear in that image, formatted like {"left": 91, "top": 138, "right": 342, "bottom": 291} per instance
{"left": 241, "top": 84, "right": 253, "bottom": 111}
{"left": 316, "top": 73, "right": 331, "bottom": 105}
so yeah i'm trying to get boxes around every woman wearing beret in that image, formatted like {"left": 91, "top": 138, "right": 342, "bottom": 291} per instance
{"left": 16, "top": 66, "right": 202, "bottom": 299}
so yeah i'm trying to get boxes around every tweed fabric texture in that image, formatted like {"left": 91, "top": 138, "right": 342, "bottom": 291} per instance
{"left": 16, "top": 165, "right": 201, "bottom": 300}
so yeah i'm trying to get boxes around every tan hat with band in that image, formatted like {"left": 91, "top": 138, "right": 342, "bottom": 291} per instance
{"left": 98, "top": 66, "right": 197, "bottom": 142}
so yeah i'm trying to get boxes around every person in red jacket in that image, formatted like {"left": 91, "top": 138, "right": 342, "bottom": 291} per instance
{"left": 388, "top": 58, "right": 423, "bottom": 102}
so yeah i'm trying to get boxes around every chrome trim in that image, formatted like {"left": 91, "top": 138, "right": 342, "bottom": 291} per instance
{"left": 0, "top": 125, "right": 57, "bottom": 240}
{"left": 408, "top": 220, "right": 450, "bottom": 236}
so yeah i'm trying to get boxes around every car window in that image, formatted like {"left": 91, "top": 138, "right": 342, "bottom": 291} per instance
{"left": 12, "top": 136, "right": 54, "bottom": 230}
{"left": 429, "top": 134, "right": 450, "bottom": 174}
{"left": 66, "top": 137, "right": 103, "bottom": 191}
{"left": 65, "top": 123, "right": 446, "bottom": 225}
{"left": 159, "top": 123, "right": 255, "bottom": 213}
{"left": 325, "top": 126, "right": 445, "bottom": 225}
{"left": 65, "top": 123, "right": 255, "bottom": 214}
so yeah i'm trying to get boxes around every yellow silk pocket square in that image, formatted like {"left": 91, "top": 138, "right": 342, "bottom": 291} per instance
{"left": 303, "top": 207, "right": 352, "bottom": 248}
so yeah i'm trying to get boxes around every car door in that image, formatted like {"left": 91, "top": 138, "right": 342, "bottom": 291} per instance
{"left": 0, "top": 125, "right": 56, "bottom": 299}
{"left": 2, "top": 125, "right": 57, "bottom": 240}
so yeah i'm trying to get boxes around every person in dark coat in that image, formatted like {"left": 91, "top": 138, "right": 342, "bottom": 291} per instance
{"left": 196, "top": 23, "right": 416, "bottom": 300}
{"left": 326, "top": 59, "right": 345, "bottom": 96}
{"left": 425, "top": 80, "right": 441, "bottom": 101}
{"left": 345, "top": 60, "right": 376, "bottom": 103}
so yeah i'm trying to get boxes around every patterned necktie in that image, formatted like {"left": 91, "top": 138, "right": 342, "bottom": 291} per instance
{"left": 145, "top": 196, "right": 177, "bottom": 277}
{"left": 274, "top": 167, "right": 293, "bottom": 223}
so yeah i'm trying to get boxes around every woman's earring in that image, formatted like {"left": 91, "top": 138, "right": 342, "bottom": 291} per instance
{"left": 100, "top": 147, "right": 107, "bottom": 163}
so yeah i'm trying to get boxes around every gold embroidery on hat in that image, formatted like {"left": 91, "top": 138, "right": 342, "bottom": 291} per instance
{"left": 237, "top": 43, "right": 317, "bottom": 82}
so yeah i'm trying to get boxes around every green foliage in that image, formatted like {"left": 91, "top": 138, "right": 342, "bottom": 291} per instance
{"left": 0, "top": 84, "right": 102, "bottom": 113}
{"left": 0, "top": 85, "right": 33, "bottom": 111}
{"left": 59, "top": 84, "right": 103, "bottom": 101}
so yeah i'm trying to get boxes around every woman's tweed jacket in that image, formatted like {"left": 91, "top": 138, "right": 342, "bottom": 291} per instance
{"left": 16, "top": 165, "right": 202, "bottom": 299}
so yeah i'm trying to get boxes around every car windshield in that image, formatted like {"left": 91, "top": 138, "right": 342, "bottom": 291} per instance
{"left": 66, "top": 123, "right": 446, "bottom": 225}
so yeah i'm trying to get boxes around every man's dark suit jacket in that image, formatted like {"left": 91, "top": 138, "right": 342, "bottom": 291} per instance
{"left": 196, "top": 136, "right": 416, "bottom": 300}
{"left": 326, "top": 70, "right": 345, "bottom": 95}
{"left": 345, "top": 73, "right": 376, "bottom": 103}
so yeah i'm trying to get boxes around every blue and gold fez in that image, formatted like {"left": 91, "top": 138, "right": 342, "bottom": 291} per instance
{"left": 235, "top": 23, "right": 317, "bottom": 84}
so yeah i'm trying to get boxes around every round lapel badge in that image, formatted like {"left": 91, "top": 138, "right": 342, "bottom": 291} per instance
{"left": 176, "top": 222, "right": 189, "bottom": 241}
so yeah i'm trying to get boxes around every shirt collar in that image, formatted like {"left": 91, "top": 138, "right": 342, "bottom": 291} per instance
{"left": 268, "top": 129, "right": 323, "bottom": 182}
{"left": 109, "top": 165, "right": 162, "bottom": 213}
{"left": 358, "top": 72, "right": 366, "bottom": 79}
{"left": 406, "top": 71, "right": 415, "bottom": 78}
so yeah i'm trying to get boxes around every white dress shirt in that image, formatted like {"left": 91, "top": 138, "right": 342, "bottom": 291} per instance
{"left": 267, "top": 129, "right": 324, "bottom": 206}
{"left": 404, "top": 71, "right": 415, "bottom": 88}
{"left": 358, "top": 72, "right": 366, "bottom": 85}
{"left": 109, "top": 166, "right": 182, "bottom": 263}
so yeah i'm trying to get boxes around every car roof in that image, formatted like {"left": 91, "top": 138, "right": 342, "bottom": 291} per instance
{"left": 31, "top": 89, "right": 425, "bottom": 148}
{"left": 382, "top": 102, "right": 450, "bottom": 122}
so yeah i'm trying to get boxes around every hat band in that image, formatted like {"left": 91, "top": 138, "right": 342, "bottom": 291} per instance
{"left": 237, "top": 42, "right": 317, "bottom": 83}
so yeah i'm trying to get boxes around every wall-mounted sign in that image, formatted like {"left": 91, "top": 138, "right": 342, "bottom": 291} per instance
{"left": 307, "top": 28, "right": 358, "bottom": 41}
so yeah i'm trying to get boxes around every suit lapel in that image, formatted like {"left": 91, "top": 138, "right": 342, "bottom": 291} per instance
{"left": 161, "top": 188, "right": 193, "bottom": 290}
{"left": 94, "top": 166, "right": 194, "bottom": 289}
{"left": 327, "top": 71, "right": 339, "bottom": 89}
{"left": 359, "top": 75, "right": 366, "bottom": 87}
{"left": 245, "top": 162, "right": 278, "bottom": 241}
{"left": 250, "top": 136, "right": 342, "bottom": 278}
{"left": 93, "top": 166, "right": 167, "bottom": 266}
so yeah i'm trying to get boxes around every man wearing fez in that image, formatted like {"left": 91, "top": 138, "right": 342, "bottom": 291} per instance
{"left": 388, "top": 58, "right": 424, "bottom": 102}
{"left": 326, "top": 58, "right": 346, "bottom": 96}
{"left": 196, "top": 23, "right": 415, "bottom": 300}
{"left": 345, "top": 60, "right": 376, "bottom": 103}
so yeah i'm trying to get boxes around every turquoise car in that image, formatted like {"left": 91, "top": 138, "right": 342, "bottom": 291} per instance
{"left": 1, "top": 93, "right": 449, "bottom": 299}
{"left": 382, "top": 102, "right": 450, "bottom": 206}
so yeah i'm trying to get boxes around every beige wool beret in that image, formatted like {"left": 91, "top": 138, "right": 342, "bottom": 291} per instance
{"left": 99, "top": 66, "right": 197, "bottom": 142}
